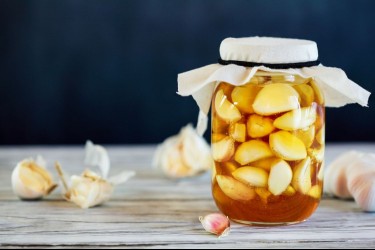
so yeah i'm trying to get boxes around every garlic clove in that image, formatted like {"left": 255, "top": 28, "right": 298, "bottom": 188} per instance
{"left": 293, "top": 84, "right": 315, "bottom": 107}
{"left": 269, "top": 131, "right": 307, "bottom": 161}
{"left": 283, "top": 185, "right": 296, "bottom": 196}
{"left": 308, "top": 146, "right": 325, "bottom": 163}
{"left": 199, "top": 213, "right": 230, "bottom": 237}
{"left": 309, "top": 79, "right": 324, "bottom": 105}
{"left": 251, "top": 157, "right": 278, "bottom": 172}
{"left": 153, "top": 124, "right": 212, "bottom": 178}
{"left": 295, "top": 125, "right": 315, "bottom": 149}
{"left": 231, "top": 85, "right": 260, "bottom": 114}
{"left": 308, "top": 185, "right": 322, "bottom": 199}
{"left": 212, "top": 133, "right": 227, "bottom": 143}
{"left": 234, "top": 140, "right": 274, "bottom": 165}
{"left": 216, "top": 175, "right": 256, "bottom": 201}
{"left": 229, "top": 122, "right": 246, "bottom": 142}
{"left": 255, "top": 187, "right": 272, "bottom": 204}
{"left": 273, "top": 105, "right": 317, "bottom": 131}
{"left": 252, "top": 83, "right": 300, "bottom": 116}
{"left": 212, "top": 136, "right": 235, "bottom": 162}
{"left": 268, "top": 160, "right": 293, "bottom": 196}
{"left": 233, "top": 167, "right": 269, "bottom": 188}
{"left": 292, "top": 157, "right": 312, "bottom": 194}
{"left": 247, "top": 114, "right": 275, "bottom": 138}
{"left": 214, "top": 89, "right": 242, "bottom": 123}
{"left": 12, "top": 157, "right": 57, "bottom": 200}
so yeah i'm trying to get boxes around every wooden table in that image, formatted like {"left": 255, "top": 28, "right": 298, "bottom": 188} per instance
{"left": 1, "top": 144, "right": 375, "bottom": 248}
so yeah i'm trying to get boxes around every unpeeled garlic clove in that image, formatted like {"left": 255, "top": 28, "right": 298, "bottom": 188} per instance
{"left": 199, "top": 213, "right": 230, "bottom": 237}
{"left": 153, "top": 124, "right": 213, "bottom": 178}
{"left": 12, "top": 156, "right": 57, "bottom": 200}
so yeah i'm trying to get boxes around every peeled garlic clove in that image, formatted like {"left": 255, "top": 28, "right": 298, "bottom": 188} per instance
{"left": 316, "top": 125, "right": 325, "bottom": 145}
{"left": 308, "top": 185, "right": 322, "bottom": 199}
{"left": 212, "top": 133, "right": 227, "bottom": 143}
{"left": 310, "top": 79, "right": 324, "bottom": 105}
{"left": 153, "top": 124, "right": 213, "bottom": 178}
{"left": 295, "top": 125, "right": 315, "bottom": 148}
{"left": 268, "top": 160, "right": 293, "bottom": 196}
{"left": 233, "top": 167, "right": 269, "bottom": 188}
{"left": 216, "top": 175, "right": 256, "bottom": 201}
{"left": 12, "top": 157, "right": 57, "bottom": 200}
{"left": 292, "top": 157, "right": 312, "bottom": 194}
{"left": 247, "top": 114, "right": 275, "bottom": 138}
{"left": 212, "top": 136, "right": 235, "bottom": 162}
{"left": 229, "top": 122, "right": 246, "bottom": 142}
{"left": 308, "top": 146, "right": 325, "bottom": 163}
{"left": 199, "top": 213, "right": 230, "bottom": 237}
{"left": 255, "top": 187, "right": 272, "bottom": 204}
{"left": 252, "top": 83, "right": 300, "bottom": 116}
{"left": 324, "top": 151, "right": 362, "bottom": 198}
{"left": 235, "top": 140, "right": 274, "bottom": 165}
{"left": 293, "top": 84, "right": 315, "bottom": 107}
{"left": 273, "top": 105, "right": 317, "bottom": 131}
{"left": 215, "top": 89, "right": 242, "bottom": 123}
{"left": 269, "top": 131, "right": 307, "bottom": 161}
{"left": 283, "top": 185, "right": 296, "bottom": 196}
{"left": 251, "top": 157, "right": 278, "bottom": 172}
{"left": 231, "top": 85, "right": 260, "bottom": 114}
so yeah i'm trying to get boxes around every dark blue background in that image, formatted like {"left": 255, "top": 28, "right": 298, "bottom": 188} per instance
{"left": 0, "top": 0, "right": 374, "bottom": 145}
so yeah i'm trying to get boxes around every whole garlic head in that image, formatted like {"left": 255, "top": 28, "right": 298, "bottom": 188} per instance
{"left": 153, "top": 124, "right": 213, "bottom": 179}
{"left": 12, "top": 156, "right": 57, "bottom": 200}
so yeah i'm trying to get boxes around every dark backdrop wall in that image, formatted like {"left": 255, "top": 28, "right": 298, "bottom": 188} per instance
{"left": 0, "top": 0, "right": 374, "bottom": 145}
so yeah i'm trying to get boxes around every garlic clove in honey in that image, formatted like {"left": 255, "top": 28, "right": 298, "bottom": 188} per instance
{"left": 231, "top": 85, "right": 260, "bottom": 114}
{"left": 268, "top": 159, "right": 293, "bottom": 196}
{"left": 252, "top": 83, "right": 300, "bottom": 116}
{"left": 292, "top": 157, "right": 312, "bottom": 195}
{"left": 153, "top": 124, "right": 213, "bottom": 178}
{"left": 212, "top": 136, "right": 235, "bottom": 162}
{"left": 247, "top": 114, "right": 275, "bottom": 138}
{"left": 269, "top": 131, "right": 307, "bottom": 161}
{"left": 216, "top": 175, "right": 256, "bottom": 201}
{"left": 229, "top": 122, "right": 246, "bottom": 142}
{"left": 233, "top": 167, "right": 269, "bottom": 188}
{"left": 199, "top": 213, "right": 230, "bottom": 237}
{"left": 293, "top": 84, "right": 315, "bottom": 107}
{"left": 295, "top": 125, "right": 315, "bottom": 148}
{"left": 214, "top": 89, "right": 241, "bottom": 123}
{"left": 273, "top": 105, "right": 317, "bottom": 131}
{"left": 234, "top": 140, "right": 273, "bottom": 165}
{"left": 12, "top": 156, "right": 57, "bottom": 200}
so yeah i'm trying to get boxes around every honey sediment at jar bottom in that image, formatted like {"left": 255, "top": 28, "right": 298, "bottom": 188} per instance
{"left": 211, "top": 75, "right": 325, "bottom": 224}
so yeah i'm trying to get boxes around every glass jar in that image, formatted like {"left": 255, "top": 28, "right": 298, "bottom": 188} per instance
{"left": 211, "top": 71, "right": 325, "bottom": 225}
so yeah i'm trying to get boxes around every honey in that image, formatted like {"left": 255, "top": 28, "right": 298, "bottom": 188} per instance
{"left": 211, "top": 73, "right": 325, "bottom": 225}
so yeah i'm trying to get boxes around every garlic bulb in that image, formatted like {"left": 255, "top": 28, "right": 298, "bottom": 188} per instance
{"left": 325, "top": 151, "right": 375, "bottom": 212}
{"left": 56, "top": 141, "right": 135, "bottom": 209}
{"left": 346, "top": 154, "right": 375, "bottom": 212}
{"left": 153, "top": 124, "right": 213, "bottom": 178}
{"left": 324, "top": 151, "right": 363, "bottom": 199}
{"left": 12, "top": 156, "right": 57, "bottom": 200}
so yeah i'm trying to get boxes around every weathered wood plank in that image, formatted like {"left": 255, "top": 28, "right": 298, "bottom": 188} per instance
{"left": 0, "top": 144, "right": 375, "bottom": 248}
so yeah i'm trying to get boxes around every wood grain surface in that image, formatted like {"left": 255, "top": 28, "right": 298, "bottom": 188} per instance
{"left": 1, "top": 144, "right": 375, "bottom": 248}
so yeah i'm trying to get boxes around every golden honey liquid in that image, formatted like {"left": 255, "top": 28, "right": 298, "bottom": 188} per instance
{"left": 211, "top": 73, "right": 325, "bottom": 225}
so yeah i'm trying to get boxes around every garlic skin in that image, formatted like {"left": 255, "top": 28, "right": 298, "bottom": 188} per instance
{"left": 84, "top": 140, "right": 110, "bottom": 179}
{"left": 153, "top": 124, "right": 213, "bottom": 179}
{"left": 199, "top": 213, "right": 230, "bottom": 237}
{"left": 12, "top": 156, "right": 57, "bottom": 200}
{"left": 65, "top": 170, "right": 114, "bottom": 209}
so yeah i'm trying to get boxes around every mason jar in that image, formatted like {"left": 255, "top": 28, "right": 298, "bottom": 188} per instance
{"left": 211, "top": 71, "right": 325, "bottom": 225}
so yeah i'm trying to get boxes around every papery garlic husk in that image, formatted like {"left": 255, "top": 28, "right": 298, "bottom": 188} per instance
{"left": 65, "top": 170, "right": 114, "bottom": 209}
{"left": 199, "top": 213, "right": 230, "bottom": 237}
{"left": 346, "top": 154, "right": 375, "bottom": 212}
{"left": 12, "top": 156, "right": 57, "bottom": 200}
{"left": 84, "top": 140, "right": 110, "bottom": 179}
{"left": 153, "top": 124, "right": 213, "bottom": 178}
{"left": 60, "top": 168, "right": 135, "bottom": 209}
{"left": 324, "top": 151, "right": 363, "bottom": 199}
